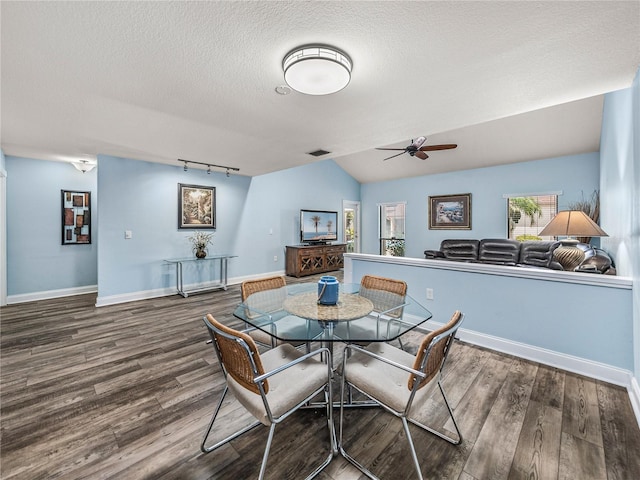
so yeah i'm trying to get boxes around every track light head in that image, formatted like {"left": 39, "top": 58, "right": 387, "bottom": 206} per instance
{"left": 183, "top": 162, "right": 188, "bottom": 172}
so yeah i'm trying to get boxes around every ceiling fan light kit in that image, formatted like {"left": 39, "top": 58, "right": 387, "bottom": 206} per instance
{"left": 282, "top": 45, "right": 352, "bottom": 95}
{"left": 375, "top": 136, "right": 458, "bottom": 161}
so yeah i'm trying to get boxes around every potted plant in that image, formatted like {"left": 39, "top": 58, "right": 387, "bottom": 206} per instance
{"left": 188, "top": 231, "right": 213, "bottom": 259}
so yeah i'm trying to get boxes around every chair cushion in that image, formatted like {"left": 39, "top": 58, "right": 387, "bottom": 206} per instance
{"left": 227, "top": 344, "right": 328, "bottom": 426}
{"left": 248, "top": 313, "right": 318, "bottom": 345}
{"left": 345, "top": 343, "right": 438, "bottom": 414}
{"left": 478, "top": 239, "right": 521, "bottom": 265}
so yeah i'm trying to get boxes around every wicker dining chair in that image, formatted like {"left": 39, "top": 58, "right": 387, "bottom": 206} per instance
{"left": 359, "top": 274, "right": 407, "bottom": 318}
{"left": 339, "top": 311, "right": 465, "bottom": 480}
{"left": 201, "top": 314, "right": 336, "bottom": 480}
{"left": 338, "top": 274, "right": 408, "bottom": 347}
{"left": 241, "top": 275, "right": 308, "bottom": 349}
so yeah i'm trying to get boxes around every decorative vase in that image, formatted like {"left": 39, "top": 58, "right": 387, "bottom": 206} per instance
{"left": 317, "top": 276, "right": 339, "bottom": 305}
{"left": 195, "top": 247, "right": 207, "bottom": 259}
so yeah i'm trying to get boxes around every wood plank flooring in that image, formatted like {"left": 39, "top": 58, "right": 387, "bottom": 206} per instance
{"left": 2, "top": 271, "right": 639, "bottom": 479}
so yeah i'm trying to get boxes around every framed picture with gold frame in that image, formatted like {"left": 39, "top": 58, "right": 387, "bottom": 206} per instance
{"left": 61, "top": 190, "right": 91, "bottom": 244}
{"left": 428, "top": 193, "right": 472, "bottom": 230}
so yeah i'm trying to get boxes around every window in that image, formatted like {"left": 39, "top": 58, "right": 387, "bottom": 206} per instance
{"left": 506, "top": 194, "right": 558, "bottom": 241}
{"left": 379, "top": 202, "right": 405, "bottom": 256}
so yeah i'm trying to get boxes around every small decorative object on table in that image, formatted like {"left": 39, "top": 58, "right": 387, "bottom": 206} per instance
{"left": 188, "top": 231, "right": 213, "bottom": 259}
{"left": 317, "top": 275, "right": 339, "bottom": 305}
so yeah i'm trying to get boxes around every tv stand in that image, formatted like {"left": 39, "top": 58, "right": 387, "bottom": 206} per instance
{"left": 285, "top": 244, "right": 346, "bottom": 278}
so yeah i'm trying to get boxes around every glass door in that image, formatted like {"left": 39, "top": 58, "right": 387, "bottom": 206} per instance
{"left": 342, "top": 200, "right": 360, "bottom": 253}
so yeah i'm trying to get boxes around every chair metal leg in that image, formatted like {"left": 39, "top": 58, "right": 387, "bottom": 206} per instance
{"left": 258, "top": 423, "right": 277, "bottom": 480}
{"left": 259, "top": 387, "right": 335, "bottom": 479}
{"left": 200, "top": 385, "right": 261, "bottom": 453}
{"left": 401, "top": 416, "right": 424, "bottom": 480}
{"left": 407, "top": 381, "right": 462, "bottom": 445}
{"left": 339, "top": 377, "right": 462, "bottom": 480}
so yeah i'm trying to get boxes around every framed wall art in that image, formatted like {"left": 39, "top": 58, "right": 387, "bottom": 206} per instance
{"left": 178, "top": 183, "right": 216, "bottom": 229}
{"left": 428, "top": 193, "right": 472, "bottom": 230}
{"left": 62, "top": 190, "right": 91, "bottom": 244}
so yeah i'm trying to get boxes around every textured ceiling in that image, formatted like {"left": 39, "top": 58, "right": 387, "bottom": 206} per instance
{"left": 1, "top": 1, "right": 639, "bottom": 183}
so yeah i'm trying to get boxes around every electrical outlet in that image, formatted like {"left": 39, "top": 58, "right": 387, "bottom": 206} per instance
{"left": 124, "top": 230, "right": 132, "bottom": 239}
{"left": 426, "top": 288, "right": 434, "bottom": 300}
{"left": 273, "top": 255, "right": 278, "bottom": 262}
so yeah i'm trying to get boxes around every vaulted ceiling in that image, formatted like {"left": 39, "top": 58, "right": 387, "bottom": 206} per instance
{"left": 1, "top": 1, "right": 639, "bottom": 183}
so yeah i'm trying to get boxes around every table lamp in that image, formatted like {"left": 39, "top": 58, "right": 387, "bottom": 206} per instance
{"left": 538, "top": 210, "right": 608, "bottom": 271}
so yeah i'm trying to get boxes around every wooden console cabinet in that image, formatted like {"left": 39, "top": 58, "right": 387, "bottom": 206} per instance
{"left": 285, "top": 244, "right": 346, "bottom": 278}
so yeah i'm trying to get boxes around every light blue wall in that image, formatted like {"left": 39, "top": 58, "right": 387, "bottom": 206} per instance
{"left": 96, "top": 156, "right": 360, "bottom": 299}
{"left": 348, "top": 256, "right": 633, "bottom": 370}
{"left": 96, "top": 155, "right": 252, "bottom": 298}
{"left": 232, "top": 159, "right": 361, "bottom": 277}
{"left": 600, "top": 67, "right": 640, "bottom": 382}
{"left": 5, "top": 156, "right": 98, "bottom": 295}
{"left": 360, "top": 153, "right": 600, "bottom": 257}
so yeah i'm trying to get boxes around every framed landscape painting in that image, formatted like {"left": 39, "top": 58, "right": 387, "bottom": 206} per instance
{"left": 428, "top": 193, "right": 472, "bottom": 230}
{"left": 178, "top": 183, "right": 216, "bottom": 229}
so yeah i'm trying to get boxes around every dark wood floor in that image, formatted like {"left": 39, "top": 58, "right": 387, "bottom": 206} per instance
{"left": 2, "top": 271, "right": 639, "bottom": 480}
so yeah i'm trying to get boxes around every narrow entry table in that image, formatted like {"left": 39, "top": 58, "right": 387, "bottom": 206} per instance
{"left": 164, "top": 254, "right": 236, "bottom": 298}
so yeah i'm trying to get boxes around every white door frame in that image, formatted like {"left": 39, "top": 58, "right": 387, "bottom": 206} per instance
{"left": 1, "top": 168, "right": 7, "bottom": 306}
{"left": 342, "top": 200, "right": 361, "bottom": 253}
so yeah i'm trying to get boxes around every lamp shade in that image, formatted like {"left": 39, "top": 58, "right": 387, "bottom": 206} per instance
{"left": 538, "top": 210, "right": 608, "bottom": 238}
{"left": 283, "top": 45, "right": 352, "bottom": 95}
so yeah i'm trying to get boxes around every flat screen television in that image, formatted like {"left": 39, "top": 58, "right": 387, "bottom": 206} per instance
{"left": 300, "top": 209, "right": 338, "bottom": 244}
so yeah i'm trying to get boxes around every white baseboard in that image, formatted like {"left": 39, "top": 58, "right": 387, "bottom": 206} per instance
{"left": 7, "top": 285, "right": 97, "bottom": 304}
{"left": 630, "top": 377, "right": 640, "bottom": 427}
{"left": 95, "top": 286, "right": 178, "bottom": 307}
{"left": 418, "top": 319, "right": 640, "bottom": 427}
{"left": 95, "top": 270, "right": 286, "bottom": 307}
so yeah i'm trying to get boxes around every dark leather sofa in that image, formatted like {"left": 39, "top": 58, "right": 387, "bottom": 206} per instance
{"left": 424, "top": 238, "right": 616, "bottom": 274}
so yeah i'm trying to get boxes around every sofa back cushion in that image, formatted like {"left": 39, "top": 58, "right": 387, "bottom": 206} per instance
{"left": 440, "top": 239, "right": 480, "bottom": 261}
{"left": 478, "top": 239, "right": 521, "bottom": 265}
{"left": 519, "top": 241, "right": 560, "bottom": 268}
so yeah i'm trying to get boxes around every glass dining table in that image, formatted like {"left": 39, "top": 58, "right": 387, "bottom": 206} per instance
{"left": 232, "top": 281, "right": 433, "bottom": 351}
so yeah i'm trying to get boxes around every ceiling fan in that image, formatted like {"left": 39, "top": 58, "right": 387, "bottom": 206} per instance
{"left": 376, "top": 136, "right": 457, "bottom": 161}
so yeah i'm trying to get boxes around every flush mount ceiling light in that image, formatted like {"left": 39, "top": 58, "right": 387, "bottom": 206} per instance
{"left": 283, "top": 45, "right": 352, "bottom": 95}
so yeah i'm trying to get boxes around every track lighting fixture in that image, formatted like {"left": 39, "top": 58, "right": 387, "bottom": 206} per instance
{"left": 178, "top": 159, "right": 239, "bottom": 176}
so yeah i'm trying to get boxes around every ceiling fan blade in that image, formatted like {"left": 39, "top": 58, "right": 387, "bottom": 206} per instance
{"left": 415, "top": 151, "right": 429, "bottom": 160}
{"left": 375, "top": 147, "right": 407, "bottom": 151}
{"left": 419, "top": 144, "right": 458, "bottom": 151}
{"left": 382, "top": 151, "right": 407, "bottom": 161}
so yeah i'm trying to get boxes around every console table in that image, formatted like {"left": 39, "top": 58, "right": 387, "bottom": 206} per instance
{"left": 285, "top": 243, "right": 346, "bottom": 277}
{"left": 164, "top": 254, "right": 236, "bottom": 297}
